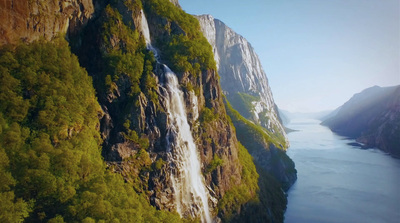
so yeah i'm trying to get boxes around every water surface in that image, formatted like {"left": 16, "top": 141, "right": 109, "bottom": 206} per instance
{"left": 285, "top": 119, "right": 400, "bottom": 223}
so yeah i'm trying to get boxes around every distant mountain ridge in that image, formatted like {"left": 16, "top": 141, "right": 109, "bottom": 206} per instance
{"left": 280, "top": 109, "right": 335, "bottom": 123}
{"left": 322, "top": 85, "right": 400, "bottom": 157}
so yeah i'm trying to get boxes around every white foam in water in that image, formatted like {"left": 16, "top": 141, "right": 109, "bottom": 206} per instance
{"left": 140, "top": 10, "right": 212, "bottom": 223}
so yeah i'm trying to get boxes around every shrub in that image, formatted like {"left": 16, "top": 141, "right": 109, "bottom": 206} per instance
{"left": 206, "top": 155, "right": 224, "bottom": 173}
{"left": 200, "top": 107, "right": 218, "bottom": 124}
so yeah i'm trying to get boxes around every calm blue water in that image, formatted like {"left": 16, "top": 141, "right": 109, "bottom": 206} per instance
{"left": 284, "top": 119, "right": 400, "bottom": 223}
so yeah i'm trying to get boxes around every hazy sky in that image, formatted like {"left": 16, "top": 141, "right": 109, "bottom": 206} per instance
{"left": 180, "top": 0, "right": 400, "bottom": 112}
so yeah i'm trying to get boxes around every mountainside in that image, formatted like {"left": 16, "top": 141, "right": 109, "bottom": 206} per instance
{"left": 0, "top": 0, "right": 94, "bottom": 45}
{"left": 0, "top": 0, "right": 292, "bottom": 222}
{"left": 322, "top": 85, "right": 400, "bottom": 157}
{"left": 197, "top": 15, "right": 296, "bottom": 190}
{"left": 196, "top": 15, "right": 287, "bottom": 144}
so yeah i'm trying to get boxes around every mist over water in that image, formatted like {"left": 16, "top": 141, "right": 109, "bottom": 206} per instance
{"left": 285, "top": 119, "right": 400, "bottom": 223}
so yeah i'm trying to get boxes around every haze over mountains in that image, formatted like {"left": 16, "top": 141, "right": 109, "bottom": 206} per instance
{"left": 180, "top": 0, "right": 400, "bottom": 113}
{"left": 322, "top": 85, "right": 400, "bottom": 157}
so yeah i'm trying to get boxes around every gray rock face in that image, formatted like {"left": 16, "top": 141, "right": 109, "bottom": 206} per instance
{"left": 197, "top": 15, "right": 297, "bottom": 190}
{"left": 197, "top": 15, "right": 288, "bottom": 145}
{"left": 168, "top": 0, "right": 181, "bottom": 8}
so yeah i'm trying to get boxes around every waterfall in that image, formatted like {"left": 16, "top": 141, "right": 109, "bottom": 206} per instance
{"left": 140, "top": 10, "right": 158, "bottom": 58}
{"left": 140, "top": 10, "right": 212, "bottom": 223}
{"left": 164, "top": 65, "right": 212, "bottom": 223}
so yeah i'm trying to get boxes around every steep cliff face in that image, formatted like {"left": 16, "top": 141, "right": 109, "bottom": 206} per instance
{"left": 197, "top": 15, "right": 287, "bottom": 144}
{"left": 0, "top": 0, "right": 94, "bottom": 45}
{"left": 197, "top": 15, "right": 296, "bottom": 190}
{"left": 322, "top": 85, "right": 400, "bottom": 157}
{"left": 0, "top": 0, "right": 290, "bottom": 222}
{"left": 74, "top": 0, "right": 257, "bottom": 220}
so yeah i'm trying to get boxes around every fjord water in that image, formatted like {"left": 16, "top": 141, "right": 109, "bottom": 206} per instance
{"left": 285, "top": 119, "right": 400, "bottom": 223}
{"left": 141, "top": 11, "right": 212, "bottom": 222}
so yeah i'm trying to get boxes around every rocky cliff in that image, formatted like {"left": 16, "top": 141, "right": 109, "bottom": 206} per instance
{"left": 322, "top": 85, "right": 400, "bottom": 157}
{"left": 196, "top": 15, "right": 287, "bottom": 144}
{"left": 197, "top": 15, "right": 296, "bottom": 190}
{"left": 0, "top": 0, "right": 290, "bottom": 222}
{"left": 0, "top": 0, "right": 94, "bottom": 45}
{"left": 75, "top": 0, "right": 247, "bottom": 218}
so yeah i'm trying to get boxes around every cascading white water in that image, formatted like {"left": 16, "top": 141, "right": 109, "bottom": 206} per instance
{"left": 140, "top": 11, "right": 158, "bottom": 58}
{"left": 140, "top": 10, "right": 212, "bottom": 223}
{"left": 164, "top": 65, "right": 212, "bottom": 223}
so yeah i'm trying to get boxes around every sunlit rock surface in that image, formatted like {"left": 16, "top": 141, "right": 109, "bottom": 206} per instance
{"left": 197, "top": 15, "right": 288, "bottom": 145}
{"left": 0, "top": 0, "right": 94, "bottom": 45}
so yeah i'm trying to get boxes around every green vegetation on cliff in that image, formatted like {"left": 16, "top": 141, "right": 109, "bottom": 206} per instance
{"left": 217, "top": 143, "right": 259, "bottom": 222}
{"left": 143, "top": 0, "right": 216, "bottom": 73}
{"left": 85, "top": 1, "right": 160, "bottom": 150}
{"left": 225, "top": 98, "right": 286, "bottom": 149}
{"left": 0, "top": 38, "right": 181, "bottom": 222}
{"left": 228, "top": 92, "right": 260, "bottom": 119}
{"left": 221, "top": 98, "right": 291, "bottom": 222}
{"left": 0, "top": 0, "right": 294, "bottom": 222}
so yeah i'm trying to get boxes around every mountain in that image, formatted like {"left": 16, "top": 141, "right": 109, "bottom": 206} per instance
{"left": 196, "top": 15, "right": 287, "bottom": 143}
{"left": 319, "top": 107, "right": 341, "bottom": 122}
{"left": 280, "top": 109, "right": 335, "bottom": 122}
{"left": 322, "top": 85, "right": 400, "bottom": 157}
{"left": 196, "top": 15, "right": 296, "bottom": 191}
{"left": 0, "top": 0, "right": 292, "bottom": 222}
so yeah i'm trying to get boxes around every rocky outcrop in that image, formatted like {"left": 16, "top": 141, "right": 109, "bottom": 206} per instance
{"left": 0, "top": 0, "right": 94, "bottom": 46}
{"left": 322, "top": 85, "right": 400, "bottom": 157}
{"left": 196, "top": 14, "right": 288, "bottom": 145}
{"left": 168, "top": 0, "right": 181, "bottom": 8}
{"left": 197, "top": 14, "right": 296, "bottom": 190}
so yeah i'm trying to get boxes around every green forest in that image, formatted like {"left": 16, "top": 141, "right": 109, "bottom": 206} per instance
{"left": 0, "top": 0, "right": 291, "bottom": 222}
{"left": 0, "top": 38, "right": 182, "bottom": 223}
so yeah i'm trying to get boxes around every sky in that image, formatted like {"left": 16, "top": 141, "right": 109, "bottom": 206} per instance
{"left": 180, "top": 0, "right": 400, "bottom": 112}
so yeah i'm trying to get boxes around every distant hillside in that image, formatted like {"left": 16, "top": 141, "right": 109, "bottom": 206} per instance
{"left": 320, "top": 106, "right": 341, "bottom": 122}
{"left": 279, "top": 109, "right": 334, "bottom": 123}
{"left": 322, "top": 85, "right": 400, "bottom": 157}
{"left": 278, "top": 109, "right": 291, "bottom": 126}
